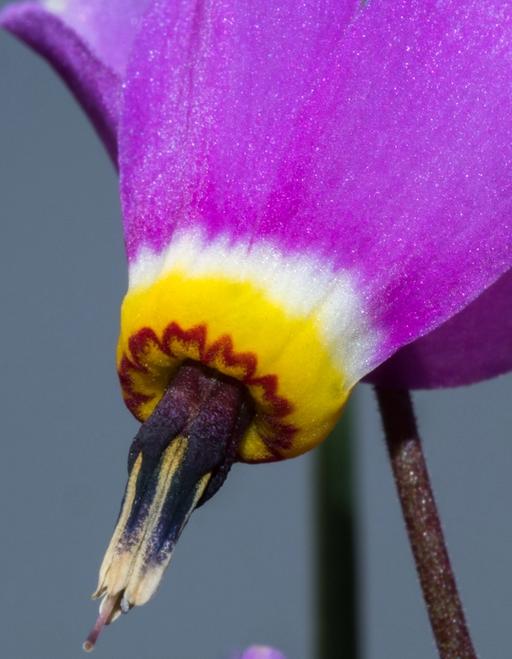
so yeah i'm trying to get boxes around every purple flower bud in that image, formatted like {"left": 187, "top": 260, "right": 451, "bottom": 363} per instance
{"left": 239, "top": 645, "right": 287, "bottom": 659}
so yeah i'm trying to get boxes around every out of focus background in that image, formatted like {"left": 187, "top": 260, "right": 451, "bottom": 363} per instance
{"left": 1, "top": 16, "right": 512, "bottom": 659}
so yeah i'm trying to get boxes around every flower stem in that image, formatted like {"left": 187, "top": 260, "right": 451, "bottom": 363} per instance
{"left": 374, "top": 387, "right": 477, "bottom": 659}
{"left": 315, "top": 403, "right": 359, "bottom": 659}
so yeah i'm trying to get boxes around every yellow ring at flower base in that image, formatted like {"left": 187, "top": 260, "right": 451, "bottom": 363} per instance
{"left": 117, "top": 271, "right": 350, "bottom": 463}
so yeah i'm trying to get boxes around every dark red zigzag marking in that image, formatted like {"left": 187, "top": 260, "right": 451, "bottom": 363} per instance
{"left": 118, "top": 323, "right": 297, "bottom": 459}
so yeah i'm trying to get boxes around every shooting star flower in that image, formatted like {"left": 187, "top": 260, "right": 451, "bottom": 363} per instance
{"left": 2, "top": 0, "right": 512, "bottom": 651}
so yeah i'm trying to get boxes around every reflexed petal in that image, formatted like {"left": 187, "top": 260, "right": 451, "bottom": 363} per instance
{"left": 3, "top": 0, "right": 151, "bottom": 75}
{"left": 0, "top": 0, "right": 150, "bottom": 160}
{"left": 0, "top": 2, "right": 120, "bottom": 159}
{"left": 39, "top": 0, "right": 151, "bottom": 76}
{"left": 366, "top": 268, "right": 512, "bottom": 389}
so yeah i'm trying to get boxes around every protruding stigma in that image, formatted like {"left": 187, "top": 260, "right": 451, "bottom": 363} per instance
{"left": 83, "top": 594, "right": 121, "bottom": 652}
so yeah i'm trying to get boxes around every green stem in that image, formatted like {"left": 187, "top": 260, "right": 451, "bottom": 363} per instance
{"left": 315, "top": 403, "right": 359, "bottom": 659}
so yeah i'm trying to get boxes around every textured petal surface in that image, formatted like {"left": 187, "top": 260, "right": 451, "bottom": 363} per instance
{"left": 120, "top": 0, "right": 512, "bottom": 379}
{"left": 0, "top": 2, "right": 121, "bottom": 160}
{"left": 366, "top": 268, "right": 512, "bottom": 389}
{"left": 37, "top": 0, "right": 151, "bottom": 76}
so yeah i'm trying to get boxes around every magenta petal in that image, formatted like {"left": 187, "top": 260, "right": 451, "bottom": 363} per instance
{"left": 119, "top": 0, "right": 354, "bottom": 260}
{"left": 239, "top": 646, "right": 286, "bottom": 659}
{"left": 365, "top": 268, "right": 512, "bottom": 389}
{"left": 120, "top": 1, "right": 512, "bottom": 381}
{"left": 1, "top": 2, "right": 120, "bottom": 161}
{"left": 5, "top": 0, "right": 152, "bottom": 76}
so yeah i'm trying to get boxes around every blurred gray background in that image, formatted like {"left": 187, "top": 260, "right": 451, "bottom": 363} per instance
{"left": 1, "top": 15, "right": 511, "bottom": 659}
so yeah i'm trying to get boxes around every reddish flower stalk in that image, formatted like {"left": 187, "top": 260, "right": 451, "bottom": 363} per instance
{"left": 375, "top": 387, "right": 477, "bottom": 659}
